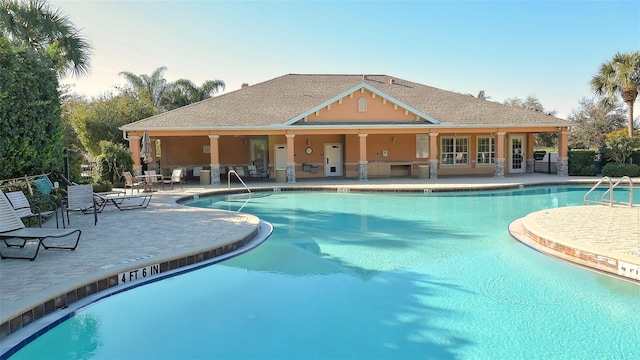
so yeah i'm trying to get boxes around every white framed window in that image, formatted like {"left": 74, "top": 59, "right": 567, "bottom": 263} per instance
{"left": 357, "top": 97, "right": 367, "bottom": 112}
{"left": 476, "top": 136, "right": 495, "bottom": 164}
{"left": 440, "top": 137, "right": 469, "bottom": 165}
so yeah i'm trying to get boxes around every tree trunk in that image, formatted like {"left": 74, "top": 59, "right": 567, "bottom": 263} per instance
{"left": 622, "top": 88, "right": 637, "bottom": 137}
{"left": 624, "top": 101, "right": 635, "bottom": 137}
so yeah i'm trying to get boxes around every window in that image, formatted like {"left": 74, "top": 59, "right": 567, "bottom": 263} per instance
{"left": 476, "top": 136, "right": 495, "bottom": 164}
{"left": 440, "top": 137, "right": 469, "bottom": 165}
{"left": 358, "top": 97, "right": 367, "bottom": 112}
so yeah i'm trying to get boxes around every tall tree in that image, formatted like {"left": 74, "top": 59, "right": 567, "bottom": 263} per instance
{"left": 0, "top": 0, "right": 92, "bottom": 77}
{"left": 567, "top": 97, "right": 626, "bottom": 149}
{"left": 590, "top": 51, "right": 640, "bottom": 137}
{"left": 69, "top": 91, "right": 156, "bottom": 156}
{"left": 504, "top": 95, "right": 558, "bottom": 148}
{"left": 119, "top": 66, "right": 169, "bottom": 110}
{"left": 162, "top": 78, "right": 225, "bottom": 110}
{"left": 0, "top": 38, "right": 62, "bottom": 178}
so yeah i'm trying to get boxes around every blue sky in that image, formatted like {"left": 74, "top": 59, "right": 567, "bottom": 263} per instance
{"left": 53, "top": 0, "right": 640, "bottom": 118}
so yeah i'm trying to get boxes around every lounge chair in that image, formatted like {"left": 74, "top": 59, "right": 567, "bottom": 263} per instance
{"left": 5, "top": 190, "right": 60, "bottom": 228}
{"left": 94, "top": 191, "right": 152, "bottom": 211}
{"left": 65, "top": 184, "right": 98, "bottom": 226}
{"left": 0, "top": 192, "right": 81, "bottom": 261}
{"left": 123, "top": 171, "right": 144, "bottom": 194}
{"left": 162, "top": 168, "right": 184, "bottom": 190}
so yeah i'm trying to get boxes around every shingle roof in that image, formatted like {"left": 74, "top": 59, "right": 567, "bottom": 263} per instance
{"left": 121, "top": 74, "right": 570, "bottom": 130}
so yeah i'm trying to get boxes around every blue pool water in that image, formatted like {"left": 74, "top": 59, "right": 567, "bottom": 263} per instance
{"left": 9, "top": 186, "right": 640, "bottom": 359}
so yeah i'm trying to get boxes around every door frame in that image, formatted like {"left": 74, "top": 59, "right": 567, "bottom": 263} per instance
{"left": 509, "top": 135, "right": 526, "bottom": 173}
{"left": 250, "top": 138, "right": 268, "bottom": 174}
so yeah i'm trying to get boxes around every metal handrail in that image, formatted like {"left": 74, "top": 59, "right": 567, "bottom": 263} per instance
{"left": 584, "top": 176, "right": 612, "bottom": 206}
{"left": 584, "top": 176, "right": 634, "bottom": 207}
{"left": 227, "top": 170, "right": 251, "bottom": 194}
{"left": 602, "top": 176, "right": 633, "bottom": 207}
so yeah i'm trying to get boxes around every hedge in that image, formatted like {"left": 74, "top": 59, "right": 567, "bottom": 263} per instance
{"left": 568, "top": 150, "right": 597, "bottom": 176}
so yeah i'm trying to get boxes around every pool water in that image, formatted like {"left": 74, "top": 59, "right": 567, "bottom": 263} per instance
{"left": 9, "top": 187, "right": 640, "bottom": 359}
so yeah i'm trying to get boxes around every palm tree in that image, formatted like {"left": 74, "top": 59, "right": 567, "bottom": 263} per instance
{"left": 119, "top": 66, "right": 169, "bottom": 110}
{"left": 0, "top": 0, "right": 92, "bottom": 77}
{"left": 163, "top": 79, "right": 225, "bottom": 110}
{"left": 590, "top": 51, "right": 640, "bottom": 137}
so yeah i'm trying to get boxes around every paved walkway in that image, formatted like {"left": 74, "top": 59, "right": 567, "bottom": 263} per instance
{"left": 1, "top": 173, "right": 639, "bottom": 351}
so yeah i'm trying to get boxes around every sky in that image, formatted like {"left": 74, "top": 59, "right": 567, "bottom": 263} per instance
{"left": 52, "top": 0, "right": 640, "bottom": 119}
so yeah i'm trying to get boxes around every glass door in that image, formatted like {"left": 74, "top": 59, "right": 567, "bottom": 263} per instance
{"left": 250, "top": 138, "right": 268, "bottom": 174}
{"left": 510, "top": 136, "right": 525, "bottom": 173}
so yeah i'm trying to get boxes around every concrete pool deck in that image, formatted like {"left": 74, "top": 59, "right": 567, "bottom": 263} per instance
{"left": 1, "top": 173, "right": 639, "bottom": 351}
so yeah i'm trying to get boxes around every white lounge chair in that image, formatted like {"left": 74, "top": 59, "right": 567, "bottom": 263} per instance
{"left": 94, "top": 191, "right": 152, "bottom": 211}
{"left": 0, "top": 192, "right": 81, "bottom": 261}
{"left": 5, "top": 190, "right": 59, "bottom": 228}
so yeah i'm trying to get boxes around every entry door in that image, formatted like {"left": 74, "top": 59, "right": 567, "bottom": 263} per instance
{"left": 274, "top": 144, "right": 287, "bottom": 170}
{"left": 250, "top": 138, "right": 268, "bottom": 174}
{"left": 324, "top": 144, "right": 343, "bottom": 176}
{"left": 510, "top": 136, "right": 525, "bottom": 173}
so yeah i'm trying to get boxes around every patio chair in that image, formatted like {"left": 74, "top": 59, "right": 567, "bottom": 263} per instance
{"left": 65, "top": 184, "right": 98, "bottom": 226}
{"left": 144, "top": 170, "right": 162, "bottom": 191}
{"left": 0, "top": 192, "right": 81, "bottom": 261}
{"left": 162, "top": 168, "right": 184, "bottom": 190}
{"left": 247, "top": 165, "right": 259, "bottom": 180}
{"left": 123, "top": 171, "right": 144, "bottom": 194}
{"left": 261, "top": 165, "right": 272, "bottom": 180}
{"left": 5, "top": 190, "right": 60, "bottom": 228}
{"left": 235, "top": 166, "right": 246, "bottom": 179}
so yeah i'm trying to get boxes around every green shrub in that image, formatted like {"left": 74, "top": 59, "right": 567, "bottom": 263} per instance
{"left": 92, "top": 181, "right": 113, "bottom": 193}
{"left": 568, "top": 150, "right": 596, "bottom": 175}
{"left": 631, "top": 151, "right": 640, "bottom": 165}
{"left": 94, "top": 141, "right": 133, "bottom": 185}
{"left": 601, "top": 163, "right": 640, "bottom": 177}
{"left": 578, "top": 166, "right": 597, "bottom": 176}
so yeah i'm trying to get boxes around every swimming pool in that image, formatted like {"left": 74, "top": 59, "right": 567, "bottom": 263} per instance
{"left": 8, "top": 186, "right": 640, "bottom": 359}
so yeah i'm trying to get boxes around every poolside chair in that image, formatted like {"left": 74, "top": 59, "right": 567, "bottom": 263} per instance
{"left": 162, "top": 168, "right": 184, "bottom": 190}
{"left": 144, "top": 170, "right": 162, "bottom": 191}
{"left": 65, "top": 184, "right": 98, "bottom": 226}
{"left": 123, "top": 171, "right": 144, "bottom": 194}
{"left": 0, "top": 192, "right": 81, "bottom": 261}
{"left": 247, "top": 165, "right": 259, "bottom": 180}
{"left": 235, "top": 166, "right": 246, "bottom": 179}
{"left": 262, "top": 165, "right": 272, "bottom": 180}
{"left": 5, "top": 190, "right": 60, "bottom": 228}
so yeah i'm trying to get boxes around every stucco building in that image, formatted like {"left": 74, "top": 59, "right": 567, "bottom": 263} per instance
{"left": 120, "top": 74, "right": 571, "bottom": 184}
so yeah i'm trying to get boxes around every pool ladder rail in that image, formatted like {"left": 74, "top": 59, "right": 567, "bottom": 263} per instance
{"left": 583, "top": 176, "right": 634, "bottom": 207}
{"left": 227, "top": 170, "right": 251, "bottom": 194}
